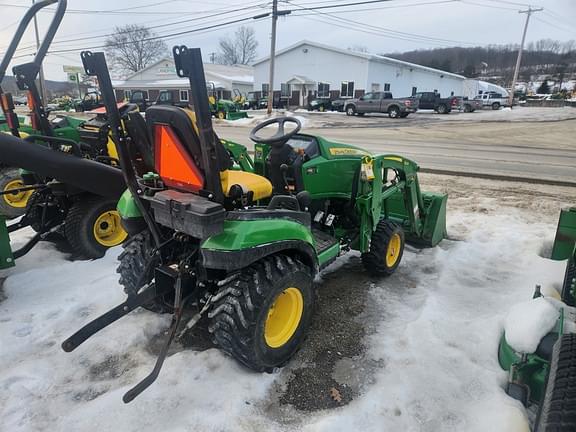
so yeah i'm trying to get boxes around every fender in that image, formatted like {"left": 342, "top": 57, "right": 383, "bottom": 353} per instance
{"left": 201, "top": 219, "right": 318, "bottom": 272}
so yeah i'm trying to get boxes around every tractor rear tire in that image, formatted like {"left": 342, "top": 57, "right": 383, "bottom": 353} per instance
{"left": 362, "top": 220, "right": 405, "bottom": 276}
{"left": 561, "top": 259, "right": 576, "bottom": 307}
{"left": 0, "top": 168, "right": 31, "bottom": 219}
{"left": 65, "top": 195, "right": 128, "bottom": 259}
{"left": 535, "top": 334, "right": 576, "bottom": 432}
{"left": 117, "top": 230, "right": 173, "bottom": 314}
{"left": 208, "top": 254, "right": 314, "bottom": 372}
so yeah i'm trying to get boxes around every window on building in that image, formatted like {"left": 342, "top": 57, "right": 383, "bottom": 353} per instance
{"left": 384, "top": 83, "right": 391, "bottom": 91}
{"left": 261, "top": 83, "right": 269, "bottom": 97}
{"left": 371, "top": 83, "right": 380, "bottom": 92}
{"left": 340, "top": 81, "right": 355, "bottom": 98}
{"left": 412, "top": 87, "right": 417, "bottom": 96}
{"left": 179, "top": 90, "right": 189, "bottom": 101}
{"left": 318, "top": 82, "right": 330, "bottom": 98}
{"left": 280, "top": 83, "right": 291, "bottom": 98}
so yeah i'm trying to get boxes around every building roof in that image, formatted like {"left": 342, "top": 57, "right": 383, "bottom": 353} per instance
{"left": 123, "top": 58, "right": 253, "bottom": 84}
{"left": 252, "top": 40, "right": 465, "bottom": 80}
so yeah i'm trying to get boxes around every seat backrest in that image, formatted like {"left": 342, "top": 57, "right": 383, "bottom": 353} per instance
{"left": 145, "top": 104, "right": 230, "bottom": 199}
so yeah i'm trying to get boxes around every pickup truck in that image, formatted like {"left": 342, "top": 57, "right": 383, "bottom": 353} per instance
{"left": 411, "top": 92, "right": 456, "bottom": 114}
{"left": 344, "top": 91, "right": 418, "bottom": 118}
{"left": 475, "top": 92, "right": 509, "bottom": 110}
{"left": 462, "top": 97, "right": 483, "bottom": 112}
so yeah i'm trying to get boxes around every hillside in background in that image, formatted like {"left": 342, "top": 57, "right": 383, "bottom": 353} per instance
{"left": 384, "top": 39, "right": 576, "bottom": 92}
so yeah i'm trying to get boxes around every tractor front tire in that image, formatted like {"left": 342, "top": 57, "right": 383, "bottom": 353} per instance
{"left": 65, "top": 195, "right": 128, "bottom": 259}
{"left": 0, "top": 168, "right": 31, "bottom": 219}
{"left": 117, "top": 231, "right": 173, "bottom": 314}
{"left": 208, "top": 254, "right": 314, "bottom": 372}
{"left": 362, "top": 220, "right": 405, "bottom": 276}
{"left": 535, "top": 334, "right": 576, "bottom": 432}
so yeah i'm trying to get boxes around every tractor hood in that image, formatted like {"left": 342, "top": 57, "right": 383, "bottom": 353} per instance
{"left": 0, "top": 132, "right": 125, "bottom": 198}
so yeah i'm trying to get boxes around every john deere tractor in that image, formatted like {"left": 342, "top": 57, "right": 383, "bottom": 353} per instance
{"left": 62, "top": 46, "right": 447, "bottom": 403}
{"left": 0, "top": 0, "right": 130, "bottom": 265}
{"left": 208, "top": 82, "right": 248, "bottom": 120}
{"left": 499, "top": 207, "right": 576, "bottom": 431}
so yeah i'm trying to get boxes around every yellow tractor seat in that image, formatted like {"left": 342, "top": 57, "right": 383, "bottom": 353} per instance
{"left": 220, "top": 170, "right": 272, "bottom": 201}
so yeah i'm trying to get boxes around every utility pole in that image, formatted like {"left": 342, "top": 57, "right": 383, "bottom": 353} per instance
{"left": 509, "top": 6, "right": 542, "bottom": 107}
{"left": 267, "top": 0, "right": 278, "bottom": 115}
{"left": 254, "top": 1, "right": 290, "bottom": 115}
{"left": 32, "top": 0, "right": 48, "bottom": 103}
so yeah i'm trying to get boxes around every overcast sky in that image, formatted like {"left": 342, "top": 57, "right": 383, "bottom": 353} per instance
{"left": 1, "top": 0, "right": 574, "bottom": 80}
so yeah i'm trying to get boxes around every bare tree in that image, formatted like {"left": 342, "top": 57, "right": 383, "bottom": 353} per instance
{"left": 217, "top": 26, "right": 258, "bottom": 65}
{"left": 105, "top": 25, "right": 167, "bottom": 75}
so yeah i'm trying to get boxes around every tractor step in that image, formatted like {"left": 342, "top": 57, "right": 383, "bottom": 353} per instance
{"left": 0, "top": 215, "right": 15, "bottom": 270}
{"left": 312, "top": 228, "right": 338, "bottom": 254}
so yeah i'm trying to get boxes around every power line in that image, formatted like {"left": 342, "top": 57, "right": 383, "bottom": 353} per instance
{"left": 5, "top": 1, "right": 270, "bottom": 54}
{"left": 288, "top": 0, "right": 480, "bottom": 46}
{"left": 533, "top": 17, "right": 576, "bottom": 35}
{"left": 11, "top": 14, "right": 269, "bottom": 59}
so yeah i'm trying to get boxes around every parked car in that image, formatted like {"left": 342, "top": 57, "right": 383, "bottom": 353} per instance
{"left": 462, "top": 97, "right": 482, "bottom": 112}
{"left": 344, "top": 91, "right": 418, "bottom": 118}
{"left": 411, "top": 92, "right": 454, "bottom": 114}
{"left": 307, "top": 98, "right": 331, "bottom": 112}
{"left": 330, "top": 98, "right": 346, "bottom": 112}
{"left": 475, "top": 92, "right": 509, "bottom": 110}
{"left": 74, "top": 91, "right": 104, "bottom": 112}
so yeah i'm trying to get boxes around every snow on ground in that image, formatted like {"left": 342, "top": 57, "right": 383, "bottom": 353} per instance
{"left": 0, "top": 192, "right": 566, "bottom": 432}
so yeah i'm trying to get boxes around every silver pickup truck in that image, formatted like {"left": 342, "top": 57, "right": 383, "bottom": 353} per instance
{"left": 344, "top": 91, "right": 418, "bottom": 118}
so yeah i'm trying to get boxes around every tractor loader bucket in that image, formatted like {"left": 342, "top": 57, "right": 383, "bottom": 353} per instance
{"left": 226, "top": 111, "right": 249, "bottom": 121}
{"left": 0, "top": 215, "right": 14, "bottom": 270}
{"left": 0, "top": 133, "right": 125, "bottom": 199}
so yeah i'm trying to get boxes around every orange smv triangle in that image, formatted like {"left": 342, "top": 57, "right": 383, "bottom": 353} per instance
{"left": 154, "top": 124, "right": 204, "bottom": 191}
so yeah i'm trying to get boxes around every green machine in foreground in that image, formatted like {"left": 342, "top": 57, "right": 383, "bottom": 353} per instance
{"left": 499, "top": 207, "right": 576, "bottom": 432}
{"left": 61, "top": 46, "right": 447, "bottom": 403}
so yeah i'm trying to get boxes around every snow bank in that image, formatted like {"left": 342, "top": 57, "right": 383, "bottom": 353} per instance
{"left": 504, "top": 297, "right": 560, "bottom": 353}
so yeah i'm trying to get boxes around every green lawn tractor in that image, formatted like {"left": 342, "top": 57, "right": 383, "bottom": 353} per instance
{"left": 62, "top": 46, "right": 447, "bottom": 403}
{"left": 208, "top": 82, "right": 248, "bottom": 120}
{"left": 0, "top": 0, "right": 131, "bottom": 264}
{"left": 499, "top": 207, "right": 576, "bottom": 431}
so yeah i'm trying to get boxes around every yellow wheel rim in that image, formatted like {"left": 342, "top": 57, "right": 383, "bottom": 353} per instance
{"left": 386, "top": 233, "right": 402, "bottom": 267}
{"left": 92, "top": 210, "right": 128, "bottom": 247}
{"left": 218, "top": 111, "right": 226, "bottom": 120}
{"left": 3, "top": 179, "right": 32, "bottom": 208}
{"left": 264, "top": 287, "right": 304, "bottom": 348}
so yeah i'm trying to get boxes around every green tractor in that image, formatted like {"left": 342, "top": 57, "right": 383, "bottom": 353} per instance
{"left": 0, "top": 0, "right": 129, "bottom": 265}
{"left": 208, "top": 82, "right": 248, "bottom": 120}
{"left": 0, "top": 0, "right": 88, "bottom": 218}
{"left": 499, "top": 207, "right": 576, "bottom": 431}
{"left": 62, "top": 46, "right": 447, "bottom": 403}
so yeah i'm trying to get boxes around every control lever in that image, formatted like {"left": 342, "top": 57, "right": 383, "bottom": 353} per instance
{"left": 280, "top": 163, "right": 292, "bottom": 195}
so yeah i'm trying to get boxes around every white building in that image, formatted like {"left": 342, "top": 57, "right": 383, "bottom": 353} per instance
{"left": 252, "top": 40, "right": 467, "bottom": 106}
{"left": 114, "top": 58, "right": 253, "bottom": 103}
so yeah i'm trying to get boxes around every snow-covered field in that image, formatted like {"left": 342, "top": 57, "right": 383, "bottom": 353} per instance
{"left": 0, "top": 176, "right": 571, "bottom": 432}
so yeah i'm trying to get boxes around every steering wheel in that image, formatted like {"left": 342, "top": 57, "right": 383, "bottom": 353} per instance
{"left": 249, "top": 116, "right": 302, "bottom": 147}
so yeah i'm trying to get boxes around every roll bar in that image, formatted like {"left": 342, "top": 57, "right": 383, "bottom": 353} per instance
{"left": 0, "top": 0, "right": 67, "bottom": 83}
